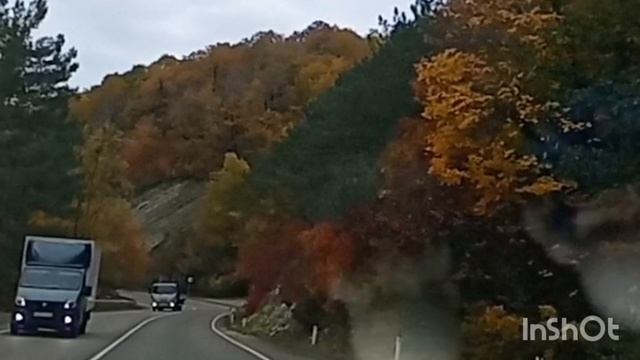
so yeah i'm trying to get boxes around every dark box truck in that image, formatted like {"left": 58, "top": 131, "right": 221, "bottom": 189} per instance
{"left": 10, "top": 236, "right": 101, "bottom": 338}
{"left": 149, "top": 281, "right": 186, "bottom": 311}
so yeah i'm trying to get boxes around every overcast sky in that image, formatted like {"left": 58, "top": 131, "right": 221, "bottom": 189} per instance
{"left": 36, "top": 0, "right": 411, "bottom": 89}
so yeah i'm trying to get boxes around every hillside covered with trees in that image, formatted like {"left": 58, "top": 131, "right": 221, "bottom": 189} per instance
{"left": 3, "top": 0, "right": 640, "bottom": 358}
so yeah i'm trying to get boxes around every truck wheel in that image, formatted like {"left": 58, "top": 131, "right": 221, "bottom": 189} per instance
{"left": 9, "top": 324, "right": 20, "bottom": 336}
{"left": 79, "top": 317, "right": 88, "bottom": 335}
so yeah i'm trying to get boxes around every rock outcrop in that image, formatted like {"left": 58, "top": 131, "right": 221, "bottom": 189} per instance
{"left": 133, "top": 180, "right": 206, "bottom": 251}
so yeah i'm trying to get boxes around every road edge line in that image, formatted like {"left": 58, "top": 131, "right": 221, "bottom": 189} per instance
{"left": 87, "top": 313, "right": 174, "bottom": 360}
{"left": 211, "top": 313, "right": 272, "bottom": 360}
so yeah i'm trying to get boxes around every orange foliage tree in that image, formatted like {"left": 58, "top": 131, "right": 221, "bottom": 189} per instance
{"left": 71, "top": 23, "right": 372, "bottom": 186}
{"left": 299, "top": 223, "right": 358, "bottom": 298}
{"left": 121, "top": 117, "right": 181, "bottom": 187}
{"left": 415, "top": 0, "right": 582, "bottom": 214}
{"left": 238, "top": 220, "right": 359, "bottom": 311}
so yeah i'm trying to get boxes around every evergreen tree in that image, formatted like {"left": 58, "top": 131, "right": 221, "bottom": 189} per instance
{"left": 546, "top": 0, "right": 640, "bottom": 193}
{"left": 0, "top": 0, "right": 79, "bottom": 302}
{"left": 252, "top": 9, "right": 435, "bottom": 220}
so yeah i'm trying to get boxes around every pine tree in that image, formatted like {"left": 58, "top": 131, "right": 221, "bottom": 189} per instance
{"left": 0, "top": 0, "right": 79, "bottom": 301}
{"left": 252, "top": 16, "right": 431, "bottom": 220}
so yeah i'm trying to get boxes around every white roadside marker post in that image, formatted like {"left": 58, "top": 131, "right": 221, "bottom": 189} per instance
{"left": 230, "top": 308, "right": 236, "bottom": 324}
{"left": 393, "top": 335, "right": 402, "bottom": 360}
{"left": 311, "top": 325, "right": 319, "bottom": 346}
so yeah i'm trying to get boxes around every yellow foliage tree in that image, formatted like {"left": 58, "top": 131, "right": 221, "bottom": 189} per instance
{"left": 81, "top": 197, "right": 149, "bottom": 288}
{"left": 415, "top": 0, "right": 578, "bottom": 214}
{"left": 31, "top": 198, "right": 149, "bottom": 289}
{"left": 462, "top": 306, "right": 529, "bottom": 360}
{"left": 295, "top": 54, "right": 351, "bottom": 102}
{"left": 77, "top": 124, "right": 149, "bottom": 287}
{"left": 196, "top": 152, "right": 251, "bottom": 248}
{"left": 31, "top": 123, "right": 150, "bottom": 288}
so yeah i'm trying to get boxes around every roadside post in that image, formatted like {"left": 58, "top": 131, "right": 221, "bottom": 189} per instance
{"left": 230, "top": 308, "right": 236, "bottom": 324}
{"left": 186, "top": 275, "right": 194, "bottom": 296}
{"left": 311, "top": 325, "right": 319, "bottom": 345}
{"left": 394, "top": 334, "right": 402, "bottom": 360}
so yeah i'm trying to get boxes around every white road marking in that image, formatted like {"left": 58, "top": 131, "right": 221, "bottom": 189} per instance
{"left": 87, "top": 312, "right": 177, "bottom": 360}
{"left": 0, "top": 329, "right": 8, "bottom": 335}
{"left": 210, "top": 313, "right": 272, "bottom": 360}
{"left": 96, "top": 309, "right": 148, "bottom": 315}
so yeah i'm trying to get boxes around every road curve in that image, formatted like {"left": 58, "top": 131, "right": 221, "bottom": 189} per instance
{"left": 0, "top": 297, "right": 265, "bottom": 360}
{"left": 95, "top": 301, "right": 260, "bottom": 360}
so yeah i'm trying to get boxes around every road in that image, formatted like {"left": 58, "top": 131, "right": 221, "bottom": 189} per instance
{"left": 0, "top": 294, "right": 266, "bottom": 360}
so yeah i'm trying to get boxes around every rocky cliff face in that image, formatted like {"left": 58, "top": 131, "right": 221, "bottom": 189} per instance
{"left": 133, "top": 181, "right": 206, "bottom": 251}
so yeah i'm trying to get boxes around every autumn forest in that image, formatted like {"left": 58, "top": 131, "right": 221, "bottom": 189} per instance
{"left": 3, "top": 0, "right": 640, "bottom": 358}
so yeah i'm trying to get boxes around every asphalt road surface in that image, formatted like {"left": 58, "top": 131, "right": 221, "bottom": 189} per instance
{"left": 0, "top": 294, "right": 264, "bottom": 360}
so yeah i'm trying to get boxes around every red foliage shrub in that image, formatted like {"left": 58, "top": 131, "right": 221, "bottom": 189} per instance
{"left": 238, "top": 219, "right": 308, "bottom": 313}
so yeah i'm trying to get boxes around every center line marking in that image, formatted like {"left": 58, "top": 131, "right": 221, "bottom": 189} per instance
{"left": 87, "top": 312, "right": 177, "bottom": 360}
